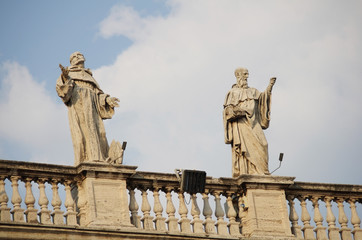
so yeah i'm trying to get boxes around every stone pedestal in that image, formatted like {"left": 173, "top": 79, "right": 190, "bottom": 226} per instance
{"left": 25, "top": 209, "right": 39, "bottom": 223}
{"left": 74, "top": 163, "right": 137, "bottom": 229}
{"left": 352, "top": 229, "right": 362, "bottom": 240}
{"left": 191, "top": 218, "right": 204, "bottom": 233}
{"left": 236, "top": 175, "right": 295, "bottom": 239}
{"left": 0, "top": 207, "right": 11, "bottom": 222}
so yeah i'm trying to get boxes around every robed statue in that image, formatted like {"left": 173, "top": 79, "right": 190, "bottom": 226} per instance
{"left": 56, "top": 52, "right": 123, "bottom": 165}
{"left": 223, "top": 67, "right": 276, "bottom": 177}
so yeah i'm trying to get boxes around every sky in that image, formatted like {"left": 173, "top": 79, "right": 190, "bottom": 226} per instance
{"left": 0, "top": 0, "right": 361, "bottom": 186}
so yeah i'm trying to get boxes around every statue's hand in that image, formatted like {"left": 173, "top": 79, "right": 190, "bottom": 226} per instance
{"left": 233, "top": 106, "right": 246, "bottom": 117}
{"left": 269, "top": 77, "right": 276, "bottom": 86}
{"left": 106, "top": 97, "right": 120, "bottom": 108}
{"left": 267, "top": 77, "right": 276, "bottom": 94}
{"left": 59, "top": 64, "right": 69, "bottom": 82}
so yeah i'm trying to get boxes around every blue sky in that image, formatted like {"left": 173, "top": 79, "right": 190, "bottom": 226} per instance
{"left": 0, "top": 1, "right": 361, "bottom": 186}
{"left": 0, "top": 1, "right": 168, "bottom": 87}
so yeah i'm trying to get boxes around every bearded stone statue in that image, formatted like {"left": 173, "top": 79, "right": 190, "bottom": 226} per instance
{"left": 223, "top": 68, "right": 276, "bottom": 177}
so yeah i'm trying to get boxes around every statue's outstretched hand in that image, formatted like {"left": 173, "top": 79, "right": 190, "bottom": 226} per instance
{"left": 267, "top": 77, "right": 276, "bottom": 94}
{"left": 59, "top": 64, "right": 69, "bottom": 83}
{"left": 269, "top": 77, "right": 276, "bottom": 86}
{"left": 106, "top": 97, "right": 120, "bottom": 108}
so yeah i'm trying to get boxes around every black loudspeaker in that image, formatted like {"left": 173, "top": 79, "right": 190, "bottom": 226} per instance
{"left": 180, "top": 170, "right": 206, "bottom": 194}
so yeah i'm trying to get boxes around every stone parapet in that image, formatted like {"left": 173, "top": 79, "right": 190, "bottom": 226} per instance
{"left": 285, "top": 182, "right": 362, "bottom": 240}
{"left": 0, "top": 159, "right": 361, "bottom": 240}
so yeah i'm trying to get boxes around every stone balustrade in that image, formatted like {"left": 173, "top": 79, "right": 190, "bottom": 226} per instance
{"left": 126, "top": 172, "right": 304, "bottom": 238}
{"left": 286, "top": 182, "right": 362, "bottom": 240}
{"left": 0, "top": 160, "right": 78, "bottom": 226}
{"left": 0, "top": 159, "right": 137, "bottom": 228}
{"left": 126, "top": 171, "right": 243, "bottom": 237}
{"left": 0, "top": 159, "right": 361, "bottom": 240}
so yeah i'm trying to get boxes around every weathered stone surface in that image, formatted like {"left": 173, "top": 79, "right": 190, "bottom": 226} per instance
{"left": 1, "top": 159, "right": 362, "bottom": 240}
{"left": 0, "top": 223, "right": 242, "bottom": 240}
{"left": 223, "top": 68, "right": 276, "bottom": 177}
{"left": 108, "top": 140, "right": 124, "bottom": 164}
{"left": 73, "top": 163, "right": 137, "bottom": 228}
{"left": 81, "top": 178, "right": 132, "bottom": 228}
{"left": 56, "top": 52, "right": 120, "bottom": 165}
{"left": 238, "top": 175, "right": 294, "bottom": 238}
{"left": 242, "top": 189, "right": 292, "bottom": 237}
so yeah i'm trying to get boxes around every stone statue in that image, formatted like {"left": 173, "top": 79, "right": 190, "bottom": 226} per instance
{"left": 56, "top": 52, "right": 122, "bottom": 165}
{"left": 223, "top": 68, "right": 276, "bottom": 177}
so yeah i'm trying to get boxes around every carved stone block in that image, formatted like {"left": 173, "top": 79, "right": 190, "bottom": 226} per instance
{"left": 243, "top": 189, "right": 293, "bottom": 238}
{"left": 80, "top": 178, "right": 133, "bottom": 228}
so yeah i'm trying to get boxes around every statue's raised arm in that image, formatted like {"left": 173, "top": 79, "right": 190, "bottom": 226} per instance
{"left": 59, "top": 64, "right": 69, "bottom": 83}
{"left": 266, "top": 77, "right": 276, "bottom": 94}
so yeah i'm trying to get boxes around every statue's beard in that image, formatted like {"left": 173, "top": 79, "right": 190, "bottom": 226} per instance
{"left": 238, "top": 79, "right": 248, "bottom": 88}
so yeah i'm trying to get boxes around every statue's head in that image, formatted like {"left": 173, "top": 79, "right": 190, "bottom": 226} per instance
{"left": 70, "top": 52, "right": 85, "bottom": 66}
{"left": 234, "top": 67, "right": 249, "bottom": 88}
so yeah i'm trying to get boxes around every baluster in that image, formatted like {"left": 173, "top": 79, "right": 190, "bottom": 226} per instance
{"left": 10, "top": 176, "right": 24, "bottom": 222}
{"left": 153, "top": 188, "right": 166, "bottom": 231}
{"left": 51, "top": 180, "right": 64, "bottom": 225}
{"left": 239, "top": 195, "right": 247, "bottom": 235}
{"left": 297, "top": 196, "right": 315, "bottom": 240}
{"left": 77, "top": 181, "right": 87, "bottom": 226}
{"left": 348, "top": 198, "right": 362, "bottom": 240}
{"left": 336, "top": 198, "right": 352, "bottom": 240}
{"left": 178, "top": 191, "right": 191, "bottom": 233}
{"left": 202, "top": 191, "right": 216, "bottom": 234}
{"left": 64, "top": 180, "right": 77, "bottom": 226}
{"left": 324, "top": 196, "right": 340, "bottom": 240}
{"left": 37, "top": 178, "right": 51, "bottom": 224}
{"left": 24, "top": 178, "right": 38, "bottom": 223}
{"left": 165, "top": 188, "right": 178, "bottom": 232}
{"left": 141, "top": 189, "right": 153, "bottom": 230}
{"left": 0, "top": 176, "right": 11, "bottom": 222}
{"left": 190, "top": 193, "right": 203, "bottom": 233}
{"left": 213, "top": 191, "right": 228, "bottom": 235}
{"left": 226, "top": 192, "right": 240, "bottom": 236}
{"left": 287, "top": 195, "right": 303, "bottom": 239}
{"left": 311, "top": 196, "right": 327, "bottom": 240}
{"left": 128, "top": 187, "right": 141, "bottom": 228}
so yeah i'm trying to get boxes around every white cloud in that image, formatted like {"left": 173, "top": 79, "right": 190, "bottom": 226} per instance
{"left": 95, "top": 0, "right": 362, "bottom": 183}
{"left": 1, "top": 1, "right": 360, "bottom": 186}
{"left": 0, "top": 62, "right": 73, "bottom": 164}
{"left": 99, "top": 5, "right": 157, "bottom": 41}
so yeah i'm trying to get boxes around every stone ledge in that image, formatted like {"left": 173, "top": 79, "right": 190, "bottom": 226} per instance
{"left": 286, "top": 181, "right": 362, "bottom": 199}
{"left": 0, "top": 223, "right": 242, "bottom": 240}
{"left": 0, "top": 159, "right": 138, "bottom": 180}
{"left": 76, "top": 162, "right": 138, "bottom": 174}
{"left": 234, "top": 174, "right": 295, "bottom": 191}
{"left": 0, "top": 222, "right": 298, "bottom": 240}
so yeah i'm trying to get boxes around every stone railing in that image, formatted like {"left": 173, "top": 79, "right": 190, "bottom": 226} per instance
{"left": 127, "top": 172, "right": 298, "bottom": 238}
{"left": 126, "top": 171, "right": 243, "bottom": 236}
{"left": 0, "top": 160, "right": 136, "bottom": 227}
{"left": 0, "top": 159, "right": 361, "bottom": 240}
{"left": 0, "top": 160, "right": 78, "bottom": 226}
{"left": 286, "top": 182, "right": 362, "bottom": 240}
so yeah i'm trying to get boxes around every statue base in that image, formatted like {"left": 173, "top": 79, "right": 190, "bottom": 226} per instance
{"left": 73, "top": 162, "right": 137, "bottom": 229}
{"left": 236, "top": 175, "right": 295, "bottom": 238}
